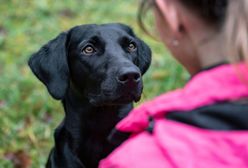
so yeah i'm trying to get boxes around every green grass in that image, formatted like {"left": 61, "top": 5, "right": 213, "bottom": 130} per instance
{"left": 0, "top": 0, "right": 188, "bottom": 167}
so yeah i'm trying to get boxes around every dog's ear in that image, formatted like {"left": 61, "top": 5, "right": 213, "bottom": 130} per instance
{"left": 28, "top": 32, "right": 69, "bottom": 100}
{"left": 136, "top": 39, "right": 152, "bottom": 75}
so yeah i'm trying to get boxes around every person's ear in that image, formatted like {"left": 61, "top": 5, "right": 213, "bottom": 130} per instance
{"left": 28, "top": 32, "right": 69, "bottom": 100}
{"left": 155, "top": 0, "right": 181, "bottom": 34}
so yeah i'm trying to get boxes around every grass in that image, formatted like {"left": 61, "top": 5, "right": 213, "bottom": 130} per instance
{"left": 0, "top": 0, "right": 188, "bottom": 167}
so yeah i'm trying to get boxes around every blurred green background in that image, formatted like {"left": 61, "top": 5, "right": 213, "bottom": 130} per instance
{"left": 0, "top": 0, "right": 188, "bottom": 167}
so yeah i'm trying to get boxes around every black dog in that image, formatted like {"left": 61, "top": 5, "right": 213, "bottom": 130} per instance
{"left": 28, "top": 23, "right": 151, "bottom": 168}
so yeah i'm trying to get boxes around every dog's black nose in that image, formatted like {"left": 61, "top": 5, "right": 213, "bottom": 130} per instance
{"left": 117, "top": 69, "right": 141, "bottom": 84}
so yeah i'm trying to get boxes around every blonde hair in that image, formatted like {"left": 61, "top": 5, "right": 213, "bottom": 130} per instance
{"left": 225, "top": 0, "right": 248, "bottom": 63}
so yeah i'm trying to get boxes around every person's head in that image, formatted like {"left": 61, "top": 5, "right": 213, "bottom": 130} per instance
{"left": 138, "top": 0, "right": 248, "bottom": 75}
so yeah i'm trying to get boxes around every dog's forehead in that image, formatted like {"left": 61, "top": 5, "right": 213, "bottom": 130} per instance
{"left": 70, "top": 24, "right": 133, "bottom": 43}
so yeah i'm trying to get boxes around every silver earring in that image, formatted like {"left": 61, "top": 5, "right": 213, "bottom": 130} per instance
{"left": 171, "top": 39, "right": 179, "bottom": 47}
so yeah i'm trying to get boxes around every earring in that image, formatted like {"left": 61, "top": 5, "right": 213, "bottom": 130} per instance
{"left": 171, "top": 39, "right": 179, "bottom": 47}
{"left": 170, "top": 24, "right": 183, "bottom": 47}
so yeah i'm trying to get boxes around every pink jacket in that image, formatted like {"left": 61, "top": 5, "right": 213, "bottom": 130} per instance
{"left": 100, "top": 63, "right": 248, "bottom": 168}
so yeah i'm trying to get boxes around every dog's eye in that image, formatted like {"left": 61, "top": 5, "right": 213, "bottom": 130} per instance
{"left": 127, "top": 42, "right": 137, "bottom": 52}
{"left": 82, "top": 45, "right": 95, "bottom": 55}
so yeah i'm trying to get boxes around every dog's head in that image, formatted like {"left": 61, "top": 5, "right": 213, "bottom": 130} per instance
{"left": 29, "top": 23, "right": 151, "bottom": 106}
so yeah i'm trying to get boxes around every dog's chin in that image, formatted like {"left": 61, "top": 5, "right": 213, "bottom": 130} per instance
{"left": 88, "top": 94, "right": 141, "bottom": 107}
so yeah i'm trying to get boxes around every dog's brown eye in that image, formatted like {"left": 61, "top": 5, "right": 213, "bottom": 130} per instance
{"left": 128, "top": 42, "right": 136, "bottom": 52}
{"left": 82, "top": 45, "right": 95, "bottom": 55}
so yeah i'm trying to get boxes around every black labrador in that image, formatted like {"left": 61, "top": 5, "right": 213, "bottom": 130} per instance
{"left": 28, "top": 23, "right": 151, "bottom": 168}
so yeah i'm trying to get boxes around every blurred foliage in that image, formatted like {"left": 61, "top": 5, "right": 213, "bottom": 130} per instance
{"left": 0, "top": 0, "right": 188, "bottom": 167}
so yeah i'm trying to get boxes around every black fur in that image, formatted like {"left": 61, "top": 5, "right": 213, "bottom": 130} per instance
{"left": 28, "top": 23, "right": 151, "bottom": 168}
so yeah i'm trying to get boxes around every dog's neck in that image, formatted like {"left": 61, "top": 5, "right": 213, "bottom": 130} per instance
{"left": 60, "top": 86, "right": 132, "bottom": 166}
{"left": 62, "top": 86, "right": 132, "bottom": 134}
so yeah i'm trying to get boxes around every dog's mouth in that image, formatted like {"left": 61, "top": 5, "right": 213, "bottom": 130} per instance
{"left": 88, "top": 91, "right": 142, "bottom": 106}
{"left": 113, "top": 93, "right": 141, "bottom": 104}
{"left": 87, "top": 76, "right": 143, "bottom": 106}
